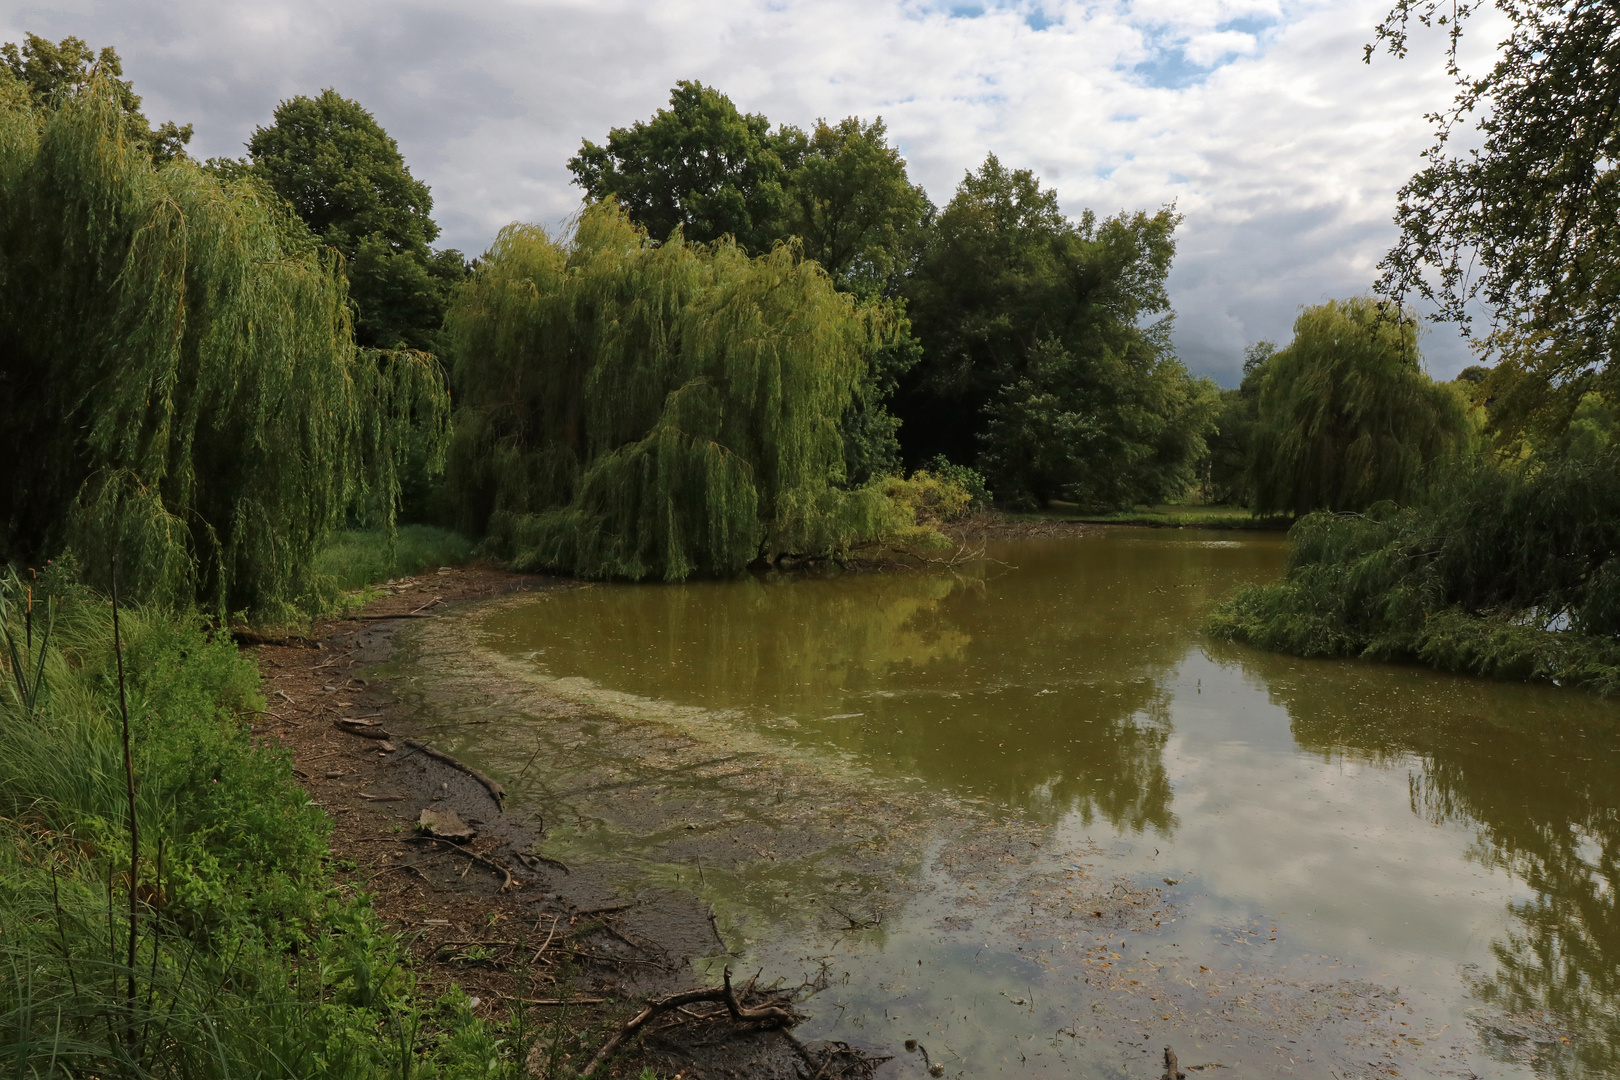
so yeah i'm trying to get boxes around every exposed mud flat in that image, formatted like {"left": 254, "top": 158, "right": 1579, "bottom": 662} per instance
{"left": 350, "top": 586, "right": 1474, "bottom": 1079}
{"left": 256, "top": 569, "right": 876, "bottom": 1080}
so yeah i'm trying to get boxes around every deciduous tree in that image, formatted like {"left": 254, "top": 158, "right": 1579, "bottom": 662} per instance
{"left": 0, "top": 33, "right": 191, "bottom": 161}
{"left": 1249, "top": 298, "right": 1468, "bottom": 515}
{"left": 1372, "top": 1, "right": 1620, "bottom": 439}
{"left": 246, "top": 89, "right": 465, "bottom": 352}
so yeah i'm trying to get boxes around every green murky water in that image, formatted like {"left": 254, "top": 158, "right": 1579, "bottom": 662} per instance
{"left": 422, "top": 529, "right": 1620, "bottom": 1078}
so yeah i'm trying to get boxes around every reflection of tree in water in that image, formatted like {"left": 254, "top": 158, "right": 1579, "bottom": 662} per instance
{"left": 1234, "top": 648, "right": 1620, "bottom": 1078}
{"left": 492, "top": 535, "right": 1278, "bottom": 839}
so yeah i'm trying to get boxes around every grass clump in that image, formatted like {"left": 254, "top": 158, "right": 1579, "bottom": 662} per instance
{"left": 0, "top": 563, "right": 529, "bottom": 1078}
{"left": 314, "top": 525, "right": 475, "bottom": 591}
{"left": 1207, "top": 451, "right": 1620, "bottom": 692}
{"left": 1045, "top": 504, "right": 1290, "bottom": 529}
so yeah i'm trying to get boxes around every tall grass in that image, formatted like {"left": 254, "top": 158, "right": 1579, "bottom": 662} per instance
{"left": 314, "top": 526, "right": 475, "bottom": 591}
{"left": 0, "top": 564, "right": 525, "bottom": 1077}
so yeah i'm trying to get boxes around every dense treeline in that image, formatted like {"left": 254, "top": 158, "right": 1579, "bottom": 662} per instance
{"left": 0, "top": 57, "right": 446, "bottom": 618}
{"left": 568, "top": 84, "right": 1217, "bottom": 513}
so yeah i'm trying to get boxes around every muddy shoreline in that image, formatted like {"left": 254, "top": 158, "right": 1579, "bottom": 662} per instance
{"left": 252, "top": 553, "right": 1460, "bottom": 1080}
{"left": 252, "top": 565, "right": 872, "bottom": 1080}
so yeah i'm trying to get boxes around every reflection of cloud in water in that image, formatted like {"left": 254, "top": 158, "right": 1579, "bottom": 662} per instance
{"left": 1214, "top": 639, "right": 1620, "bottom": 1078}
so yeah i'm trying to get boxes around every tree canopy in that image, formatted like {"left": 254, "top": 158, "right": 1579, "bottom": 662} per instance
{"left": 1249, "top": 298, "right": 1469, "bottom": 516}
{"left": 246, "top": 89, "right": 465, "bottom": 352}
{"left": 782, "top": 116, "right": 931, "bottom": 295}
{"left": 1371, "top": 1, "right": 1620, "bottom": 439}
{"left": 895, "top": 154, "right": 1212, "bottom": 508}
{"left": 0, "top": 79, "right": 446, "bottom": 615}
{"left": 568, "top": 82, "right": 801, "bottom": 255}
{"left": 444, "top": 202, "right": 908, "bottom": 581}
{"left": 0, "top": 33, "right": 192, "bottom": 162}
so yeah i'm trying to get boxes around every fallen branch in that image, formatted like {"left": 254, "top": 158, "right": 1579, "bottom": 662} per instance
{"left": 571, "top": 901, "right": 638, "bottom": 918}
{"left": 402, "top": 739, "right": 506, "bottom": 808}
{"left": 411, "top": 837, "right": 521, "bottom": 891}
{"left": 530, "top": 915, "right": 561, "bottom": 963}
{"left": 580, "top": 967, "right": 796, "bottom": 1078}
{"left": 335, "top": 718, "right": 392, "bottom": 739}
{"left": 516, "top": 851, "right": 571, "bottom": 875}
{"left": 369, "top": 863, "right": 429, "bottom": 885}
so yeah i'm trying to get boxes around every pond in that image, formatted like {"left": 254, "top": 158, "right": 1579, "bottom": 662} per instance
{"left": 399, "top": 529, "right": 1620, "bottom": 1078}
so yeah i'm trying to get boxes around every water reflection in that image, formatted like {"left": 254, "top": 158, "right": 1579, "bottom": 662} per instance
{"left": 478, "top": 533, "right": 1284, "bottom": 837}
{"left": 1227, "top": 646, "right": 1620, "bottom": 1075}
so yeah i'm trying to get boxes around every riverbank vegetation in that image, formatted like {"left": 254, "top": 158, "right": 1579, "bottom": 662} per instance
{"left": 1211, "top": 1, "right": 1620, "bottom": 691}
{"left": 0, "top": 58, "right": 447, "bottom": 620}
{"left": 0, "top": 566, "right": 526, "bottom": 1077}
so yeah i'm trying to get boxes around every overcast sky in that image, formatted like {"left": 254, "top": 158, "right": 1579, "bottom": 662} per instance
{"left": 2, "top": 0, "right": 1501, "bottom": 384}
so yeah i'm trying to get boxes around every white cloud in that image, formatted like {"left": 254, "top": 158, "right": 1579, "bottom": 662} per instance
{"left": 0, "top": 0, "right": 1504, "bottom": 381}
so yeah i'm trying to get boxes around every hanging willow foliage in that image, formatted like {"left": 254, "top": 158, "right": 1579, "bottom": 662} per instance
{"left": 1248, "top": 298, "right": 1469, "bottom": 516}
{"left": 446, "top": 202, "right": 907, "bottom": 580}
{"left": 0, "top": 82, "right": 447, "bottom": 616}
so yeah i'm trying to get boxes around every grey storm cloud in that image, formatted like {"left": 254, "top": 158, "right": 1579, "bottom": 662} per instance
{"left": 1, "top": 0, "right": 1500, "bottom": 384}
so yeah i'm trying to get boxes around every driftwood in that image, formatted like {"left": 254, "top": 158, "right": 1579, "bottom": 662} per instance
{"left": 403, "top": 739, "right": 506, "bottom": 808}
{"left": 579, "top": 967, "right": 796, "bottom": 1078}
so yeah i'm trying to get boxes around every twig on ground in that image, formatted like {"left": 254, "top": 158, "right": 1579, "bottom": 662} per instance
{"left": 579, "top": 967, "right": 797, "bottom": 1078}
{"left": 411, "top": 837, "right": 521, "bottom": 891}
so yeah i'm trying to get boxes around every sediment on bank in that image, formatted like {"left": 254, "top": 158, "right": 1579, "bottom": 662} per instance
{"left": 256, "top": 563, "right": 888, "bottom": 1080}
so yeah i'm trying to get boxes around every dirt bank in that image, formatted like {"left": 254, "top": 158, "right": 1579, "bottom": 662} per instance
{"left": 249, "top": 565, "right": 873, "bottom": 1080}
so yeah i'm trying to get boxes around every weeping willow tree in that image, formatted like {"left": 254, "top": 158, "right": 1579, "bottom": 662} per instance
{"left": 446, "top": 202, "right": 909, "bottom": 580}
{"left": 0, "top": 82, "right": 447, "bottom": 616}
{"left": 1249, "top": 297, "right": 1469, "bottom": 515}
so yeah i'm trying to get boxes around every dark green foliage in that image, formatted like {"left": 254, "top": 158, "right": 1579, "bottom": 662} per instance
{"left": 0, "top": 82, "right": 447, "bottom": 617}
{"left": 979, "top": 335, "right": 1218, "bottom": 511}
{"left": 782, "top": 116, "right": 931, "bottom": 296}
{"left": 1209, "top": 449, "right": 1620, "bottom": 692}
{"left": 897, "top": 154, "right": 1213, "bottom": 508}
{"left": 0, "top": 33, "right": 192, "bottom": 162}
{"left": 569, "top": 81, "right": 801, "bottom": 254}
{"left": 1372, "top": 1, "right": 1620, "bottom": 437}
{"left": 445, "top": 203, "right": 908, "bottom": 580}
{"left": 1202, "top": 342, "right": 1274, "bottom": 506}
{"left": 1248, "top": 298, "right": 1469, "bottom": 516}
{"left": 247, "top": 89, "right": 467, "bottom": 352}
{"left": 840, "top": 326, "right": 921, "bottom": 485}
